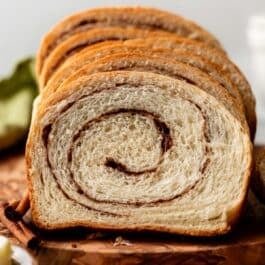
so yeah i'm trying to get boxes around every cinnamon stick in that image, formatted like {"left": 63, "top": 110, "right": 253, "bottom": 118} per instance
{"left": 3, "top": 192, "right": 30, "bottom": 222}
{"left": 9, "top": 200, "right": 19, "bottom": 209}
{"left": 0, "top": 202, "right": 39, "bottom": 249}
{"left": 15, "top": 191, "right": 30, "bottom": 216}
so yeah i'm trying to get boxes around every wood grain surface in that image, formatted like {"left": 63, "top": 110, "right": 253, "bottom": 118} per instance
{"left": 0, "top": 150, "right": 265, "bottom": 265}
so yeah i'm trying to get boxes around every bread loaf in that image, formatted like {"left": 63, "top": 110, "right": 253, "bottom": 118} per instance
{"left": 26, "top": 71, "right": 252, "bottom": 235}
{"left": 25, "top": 6, "right": 255, "bottom": 236}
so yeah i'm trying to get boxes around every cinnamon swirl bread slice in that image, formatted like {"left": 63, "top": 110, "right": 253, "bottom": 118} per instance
{"left": 42, "top": 42, "right": 245, "bottom": 116}
{"left": 39, "top": 27, "right": 175, "bottom": 88}
{"left": 26, "top": 71, "right": 252, "bottom": 235}
{"left": 127, "top": 37, "right": 256, "bottom": 139}
{"left": 36, "top": 6, "right": 224, "bottom": 76}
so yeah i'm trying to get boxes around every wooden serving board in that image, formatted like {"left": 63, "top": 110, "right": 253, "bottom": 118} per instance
{"left": 0, "top": 150, "right": 265, "bottom": 265}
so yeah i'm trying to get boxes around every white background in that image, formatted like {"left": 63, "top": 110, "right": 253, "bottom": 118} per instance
{"left": 0, "top": 0, "right": 264, "bottom": 142}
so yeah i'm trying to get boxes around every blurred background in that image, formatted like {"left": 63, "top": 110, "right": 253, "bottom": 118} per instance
{"left": 0, "top": 0, "right": 265, "bottom": 143}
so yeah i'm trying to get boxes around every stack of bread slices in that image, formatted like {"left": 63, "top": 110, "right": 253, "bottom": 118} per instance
{"left": 26, "top": 7, "right": 256, "bottom": 236}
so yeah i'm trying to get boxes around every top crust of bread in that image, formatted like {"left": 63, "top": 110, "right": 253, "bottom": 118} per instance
{"left": 36, "top": 6, "right": 224, "bottom": 75}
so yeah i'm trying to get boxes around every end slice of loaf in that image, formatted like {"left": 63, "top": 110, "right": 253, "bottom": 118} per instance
{"left": 26, "top": 71, "right": 252, "bottom": 236}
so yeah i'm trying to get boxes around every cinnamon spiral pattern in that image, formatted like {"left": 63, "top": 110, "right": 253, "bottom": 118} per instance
{"left": 27, "top": 71, "right": 251, "bottom": 235}
{"left": 43, "top": 107, "right": 205, "bottom": 208}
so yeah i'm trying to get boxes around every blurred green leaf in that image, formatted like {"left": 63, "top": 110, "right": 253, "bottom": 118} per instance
{"left": 0, "top": 58, "right": 38, "bottom": 99}
{"left": 0, "top": 57, "right": 38, "bottom": 150}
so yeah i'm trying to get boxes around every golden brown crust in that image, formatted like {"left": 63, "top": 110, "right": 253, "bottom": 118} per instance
{"left": 31, "top": 215, "right": 230, "bottom": 237}
{"left": 27, "top": 71, "right": 252, "bottom": 236}
{"left": 36, "top": 6, "right": 224, "bottom": 76}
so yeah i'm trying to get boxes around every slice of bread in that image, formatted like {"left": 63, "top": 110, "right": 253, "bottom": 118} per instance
{"left": 42, "top": 42, "right": 245, "bottom": 116}
{"left": 39, "top": 27, "right": 176, "bottom": 88}
{"left": 36, "top": 6, "right": 224, "bottom": 76}
{"left": 127, "top": 37, "right": 256, "bottom": 140}
{"left": 26, "top": 71, "right": 252, "bottom": 235}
